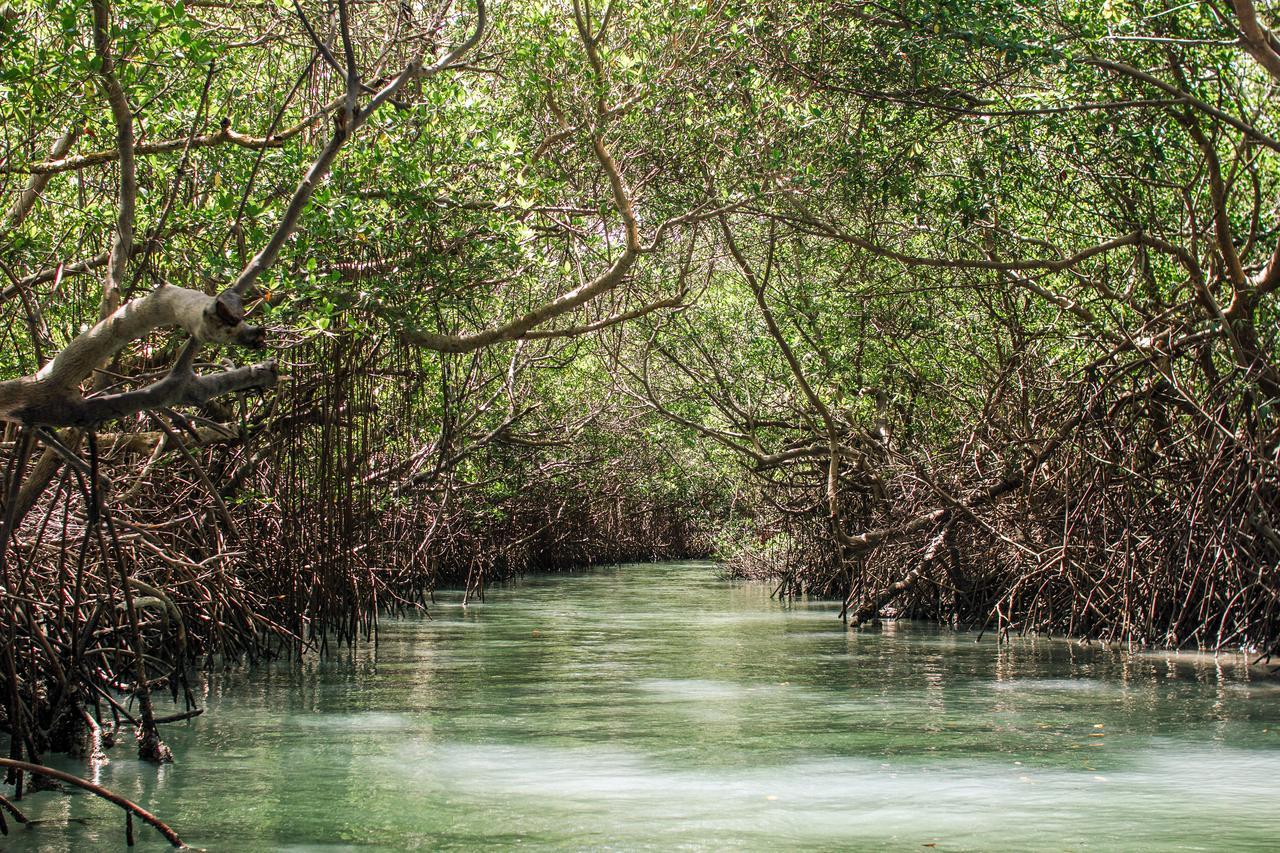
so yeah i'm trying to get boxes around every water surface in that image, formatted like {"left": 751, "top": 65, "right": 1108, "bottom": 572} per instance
{"left": 7, "top": 561, "right": 1280, "bottom": 851}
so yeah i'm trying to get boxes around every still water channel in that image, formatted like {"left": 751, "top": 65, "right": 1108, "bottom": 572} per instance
{"left": 6, "top": 560, "right": 1280, "bottom": 851}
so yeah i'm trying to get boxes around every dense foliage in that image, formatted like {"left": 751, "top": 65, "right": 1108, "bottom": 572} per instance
{"left": 2, "top": 0, "right": 1280, "bottom": 780}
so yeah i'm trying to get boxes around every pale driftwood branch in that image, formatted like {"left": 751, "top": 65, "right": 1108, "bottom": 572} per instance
{"left": 36, "top": 285, "right": 264, "bottom": 390}
{"left": 0, "top": 285, "right": 270, "bottom": 426}
{"left": 7, "top": 350, "right": 277, "bottom": 429}
{"left": 0, "top": 1, "right": 486, "bottom": 432}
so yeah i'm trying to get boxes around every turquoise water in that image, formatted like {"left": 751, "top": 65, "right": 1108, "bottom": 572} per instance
{"left": 5, "top": 560, "right": 1280, "bottom": 851}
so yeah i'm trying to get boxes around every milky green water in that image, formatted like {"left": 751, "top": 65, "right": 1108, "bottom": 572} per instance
{"left": 5, "top": 560, "right": 1280, "bottom": 851}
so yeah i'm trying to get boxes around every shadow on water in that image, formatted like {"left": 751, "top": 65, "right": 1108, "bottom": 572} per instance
{"left": 5, "top": 560, "right": 1279, "bottom": 851}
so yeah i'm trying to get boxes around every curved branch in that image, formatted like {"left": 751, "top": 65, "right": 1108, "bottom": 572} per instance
{"left": 0, "top": 758, "right": 184, "bottom": 847}
{"left": 4, "top": 105, "right": 342, "bottom": 176}
{"left": 523, "top": 289, "right": 687, "bottom": 339}
{"left": 4, "top": 356, "right": 277, "bottom": 428}
{"left": 228, "top": 0, "right": 486, "bottom": 297}
{"left": 1084, "top": 56, "right": 1280, "bottom": 154}
{"left": 782, "top": 190, "right": 1149, "bottom": 272}
{"left": 394, "top": 131, "right": 641, "bottom": 352}
{"left": 1231, "top": 0, "right": 1280, "bottom": 83}
{"left": 35, "top": 284, "right": 264, "bottom": 390}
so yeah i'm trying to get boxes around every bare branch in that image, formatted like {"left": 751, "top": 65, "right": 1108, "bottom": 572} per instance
{"left": 1231, "top": 0, "right": 1280, "bottom": 83}
{"left": 393, "top": 137, "right": 642, "bottom": 352}
{"left": 1084, "top": 56, "right": 1280, "bottom": 154}
{"left": 34, "top": 285, "right": 264, "bottom": 392}
{"left": 781, "top": 190, "right": 1149, "bottom": 273}
{"left": 91, "top": 0, "right": 135, "bottom": 319}
{"left": 229, "top": 0, "right": 487, "bottom": 297}
{"left": 5, "top": 106, "right": 341, "bottom": 177}
{"left": 1, "top": 127, "right": 78, "bottom": 229}
{"left": 523, "top": 289, "right": 687, "bottom": 339}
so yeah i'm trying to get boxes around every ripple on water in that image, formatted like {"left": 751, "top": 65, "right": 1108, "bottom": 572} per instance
{"left": 373, "top": 741, "right": 1280, "bottom": 851}
{"left": 989, "top": 678, "right": 1117, "bottom": 693}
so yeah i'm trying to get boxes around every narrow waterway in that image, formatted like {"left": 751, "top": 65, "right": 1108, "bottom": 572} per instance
{"left": 7, "top": 561, "right": 1280, "bottom": 851}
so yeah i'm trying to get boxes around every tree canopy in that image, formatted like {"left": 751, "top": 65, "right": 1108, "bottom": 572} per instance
{"left": 3, "top": 0, "right": 1280, "bottom": 767}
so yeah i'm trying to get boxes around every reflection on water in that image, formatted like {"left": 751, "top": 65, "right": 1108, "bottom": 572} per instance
{"left": 6, "top": 560, "right": 1279, "bottom": 851}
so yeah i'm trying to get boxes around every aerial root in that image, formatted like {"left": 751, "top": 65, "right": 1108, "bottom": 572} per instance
{"left": 0, "top": 758, "right": 185, "bottom": 848}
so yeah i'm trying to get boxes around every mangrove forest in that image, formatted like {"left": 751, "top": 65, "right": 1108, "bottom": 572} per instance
{"left": 1, "top": 0, "right": 1279, "bottom": 848}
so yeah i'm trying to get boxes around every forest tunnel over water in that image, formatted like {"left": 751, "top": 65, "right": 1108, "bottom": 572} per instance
{"left": 3, "top": 0, "right": 1280, "bottom": 847}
